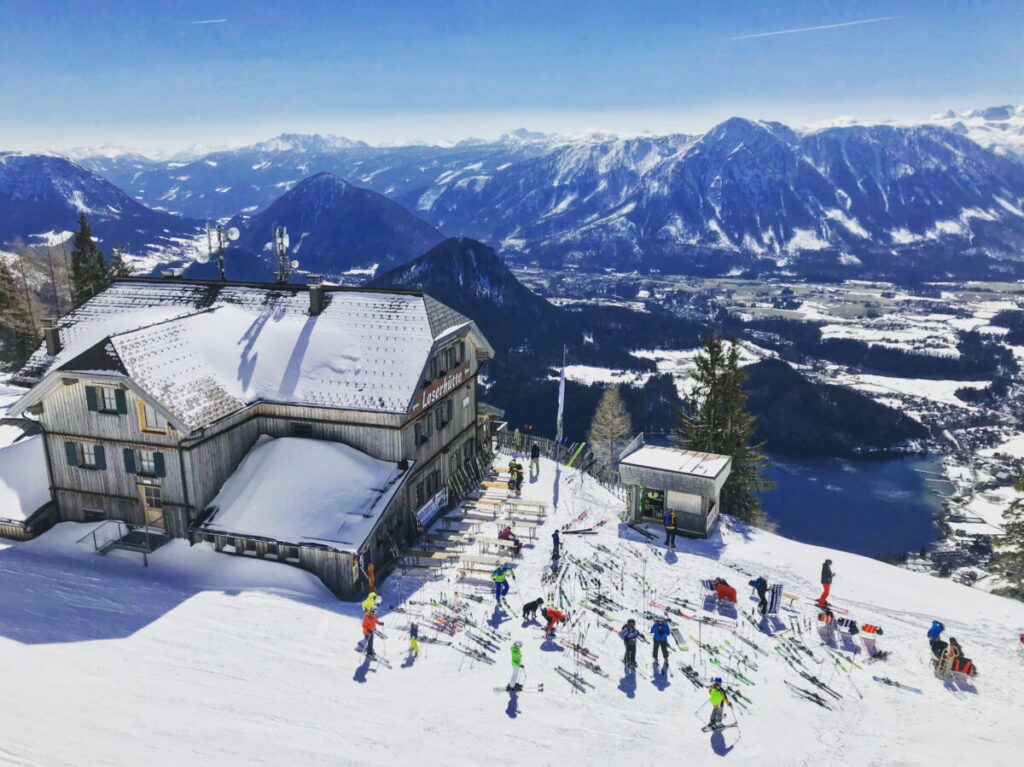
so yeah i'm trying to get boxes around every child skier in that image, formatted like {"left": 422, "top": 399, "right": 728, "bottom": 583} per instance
{"left": 362, "top": 609, "right": 382, "bottom": 659}
{"left": 491, "top": 563, "right": 515, "bottom": 602}
{"left": 409, "top": 623, "right": 419, "bottom": 657}
{"left": 620, "top": 618, "right": 639, "bottom": 666}
{"left": 817, "top": 559, "right": 834, "bottom": 607}
{"left": 551, "top": 529, "right": 561, "bottom": 561}
{"left": 651, "top": 617, "right": 671, "bottom": 664}
{"left": 361, "top": 591, "right": 382, "bottom": 613}
{"left": 507, "top": 641, "right": 524, "bottom": 691}
{"left": 708, "top": 677, "right": 730, "bottom": 730}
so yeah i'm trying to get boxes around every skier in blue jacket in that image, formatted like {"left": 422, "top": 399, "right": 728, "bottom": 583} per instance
{"left": 619, "top": 619, "right": 640, "bottom": 667}
{"left": 651, "top": 617, "right": 671, "bottom": 663}
{"left": 927, "top": 620, "right": 945, "bottom": 643}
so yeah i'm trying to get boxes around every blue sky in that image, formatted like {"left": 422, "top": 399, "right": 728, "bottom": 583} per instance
{"left": 0, "top": 0, "right": 1021, "bottom": 150}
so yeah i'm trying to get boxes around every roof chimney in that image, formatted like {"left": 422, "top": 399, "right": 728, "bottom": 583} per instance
{"left": 309, "top": 284, "right": 324, "bottom": 316}
{"left": 44, "top": 322, "right": 61, "bottom": 357}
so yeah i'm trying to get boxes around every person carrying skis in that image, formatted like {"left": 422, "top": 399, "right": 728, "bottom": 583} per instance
{"left": 551, "top": 529, "right": 561, "bottom": 561}
{"left": 361, "top": 591, "right": 382, "bottom": 613}
{"left": 409, "top": 622, "right": 419, "bottom": 656}
{"left": 541, "top": 606, "right": 566, "bottom": 636}
{"left": 620, "top": 618, "right": 640, "bottom": 666}
{"left": 817, "top": 559, "right": 834, "bottom": 607}
{"left": 663, "top": 509, "right": 677, "bottom": 548}
{"left": 498, "top": 525, "right": 524, "bottom": 556}
{"left": 651, "top": 617, "right": 671, "bottom": 663}
{"left": 530, "top": 442, "right": 541, "bottom": 474}
{"left": 491, "top": 564, "right": 515, "bottom": 602}
{"left": 507, "top": 641, "right": 524, "bottom": 691}
{"left": 749, "top": 576, "right": 769, "bottom": 615}
{"left": 708, "top": 677, "right": 730, "bottom": 730}
{"left": 362, "top": 609, "right": 382, "bottom": 659}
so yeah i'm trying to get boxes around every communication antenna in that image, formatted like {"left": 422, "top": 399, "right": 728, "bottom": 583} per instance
{"left": 213, "top": 223, "right": 238, "bottom": 281}
{"left": 274, "top": 225, "right": 293, "bottom": 283}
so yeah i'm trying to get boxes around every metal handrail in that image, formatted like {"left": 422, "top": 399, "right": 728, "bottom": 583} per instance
{"left": 76, "top": 519, "right": 128, "bottom": 552}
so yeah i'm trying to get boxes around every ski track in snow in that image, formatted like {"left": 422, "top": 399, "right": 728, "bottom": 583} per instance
{"left": 0, "top": 456, "right": 1023, "bottom": 765}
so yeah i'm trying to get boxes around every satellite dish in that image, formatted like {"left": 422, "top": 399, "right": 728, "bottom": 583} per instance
{"left": 282, "top": 233, "right": 290, "bottom": 248}
{"left": 290, "top": 260, "right": 300, "bottom": 269}
{"left": 195, "top": 250, "right": 210, "bottom": 264}
{"left": 226, "top": 226, "right": 240, "bottom": 241}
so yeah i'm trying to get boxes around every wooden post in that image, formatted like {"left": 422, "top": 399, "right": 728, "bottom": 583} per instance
{"left": 368, "top": 562, "right": 376, "bottom": 592}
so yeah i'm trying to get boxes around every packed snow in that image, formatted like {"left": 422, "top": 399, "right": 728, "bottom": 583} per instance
{"left": 0, "top": 455, "right": 1022, "bottom": 765}
{"left": 202, "top": 436, "right": 408, "bottom": 549}
{"left": 0, "top": 434, "right": 49, "bottom": 522}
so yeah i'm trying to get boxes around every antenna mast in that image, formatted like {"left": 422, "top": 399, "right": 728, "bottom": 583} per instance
{"left": 274, "top": 226, "right": 292, "bottom": 283}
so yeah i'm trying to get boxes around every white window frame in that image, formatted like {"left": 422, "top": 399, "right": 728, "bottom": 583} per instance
{"left": 137, "top": 449, "right": 157, "bottom": 475}
{"left": 98, "top": 387, "right": 119, "bottom": 413}
{"left": 80, "top": 443, "right": 98, "bottom": 468}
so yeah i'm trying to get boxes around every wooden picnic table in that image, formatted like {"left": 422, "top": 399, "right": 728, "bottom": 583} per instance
{"left": 439, "top": 515, "right": 489, "bottom": 532}
{"left": 404, "top": 550, "right": 456, "bottom": 568}
{"left": 504, "top": 498, "right": 548, "bottom": 512}
{"left": 461, "top": 553, "right": 512, "bottom": 567}
{"left": 510, "top": 521, "right": 539, "bottom": 540}
{"left": 504, "top": 507, "right": 545, "bottom": 520}
{"left": 476, "top": 536, "right": 518, "bottom": 553}
{"left": 482, "top": 480, "right": 509, "bottom": 490}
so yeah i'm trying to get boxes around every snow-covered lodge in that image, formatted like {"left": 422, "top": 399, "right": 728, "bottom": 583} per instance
{"left": 8, "top": 278, "right": 494, "bottom": 598}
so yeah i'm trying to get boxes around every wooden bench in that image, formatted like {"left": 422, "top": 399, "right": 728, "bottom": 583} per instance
{"left": 476, "top": 536, "right": 519, "bottom": 554}
{"left": 404, "top": 550, "right": 456, "bottom": 568}
{"left": 510, "top": 521, "right": 540, "bottom": 540}
{"left": 482, "top": 480, "right": 509, "bottom": 490}
{"left": 439, "top": 516, "right": 488, "bottom": 532}
{"left": 504, "top": 507, "right": 545, "bottom": 521}
{"left": 504, "top": 499, "right": 548, "bottom": 513}
{"left": 461, "top": 501, "right": 501, "bottom": 516}
{"left": 461, "top": 553, "right": 513, "bottom": 567}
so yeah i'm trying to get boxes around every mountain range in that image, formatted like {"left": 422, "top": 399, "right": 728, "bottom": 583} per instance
{"left": 3, "top": 105, "right": 1024, "bottom": 281}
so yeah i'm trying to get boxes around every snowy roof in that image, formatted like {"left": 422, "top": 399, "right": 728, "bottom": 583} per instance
{"left": 619, "top": 444, "right": 730, "bottom": 479}
{"left": 199, "top": 436, "right": 410, "bottom": 551}
{"left": 0, "top": 434, "right": 51, "bottom": 523}
{"left": 13, "top": 279, "right": 488, "bottom": 430}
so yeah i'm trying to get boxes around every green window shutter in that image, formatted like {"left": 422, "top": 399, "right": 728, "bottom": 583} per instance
{"left": 85, "top": 386, "right": 98, "bottom": 412}
{"left": 64, "top": 441, "right": 78, "bottom": 466}
{"left": 123, "top": 448, "right": 137, "bottom": 474}
{"left": 153, "top": 452, "right": 166, "bottom": 477}
{"left": 93, "top": 445, "right": 106, "bottom": 470}
{"left": 114, "top": 389, "right": 128, "bottom": 414}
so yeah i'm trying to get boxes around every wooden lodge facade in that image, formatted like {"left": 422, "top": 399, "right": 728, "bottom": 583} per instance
{"left": 9, "top": 278, "right": 495, "bottom": 598}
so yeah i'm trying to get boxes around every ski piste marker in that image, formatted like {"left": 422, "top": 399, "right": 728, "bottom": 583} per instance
{"left": 566, "top": 442, "right": 587, "bottom": 467}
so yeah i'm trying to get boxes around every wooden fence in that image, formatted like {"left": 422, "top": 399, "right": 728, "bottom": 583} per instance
{"left": 492, "top": 431, "right": 627, "bottom": 502}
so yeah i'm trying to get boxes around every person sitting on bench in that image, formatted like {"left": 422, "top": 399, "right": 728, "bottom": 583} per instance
{"left": 948, "top": 637, "right": 978, "bottom": 676}
{"left": 498, "top": 526, "right": 523, "bottom": 556}
{"left": 714, "top": 577, "right": 737, "bottom": 604}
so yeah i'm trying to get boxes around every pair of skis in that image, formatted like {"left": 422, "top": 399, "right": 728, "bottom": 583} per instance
{"left": 872, "top": 676, "right": 923, "bottom": 694}
{"left": 784, "top": 679, "right": 832, "bottom": 709}
{"left": 494, "top": 684, "right": 544, "bottom": 694}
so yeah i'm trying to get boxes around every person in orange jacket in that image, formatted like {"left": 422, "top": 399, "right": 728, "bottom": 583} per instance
{"left": 541, "top": 606, "right": 567, "bottom": 636}
{"left": 362, "top": 610, "right": 383, "bottom": 659}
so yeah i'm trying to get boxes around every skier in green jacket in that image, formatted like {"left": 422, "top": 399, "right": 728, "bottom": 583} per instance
{"left": 507, "top": 641, "right": 524, "bottom": 691}
{"left": 708, "top": 678, "right": 730, "bottom": 730}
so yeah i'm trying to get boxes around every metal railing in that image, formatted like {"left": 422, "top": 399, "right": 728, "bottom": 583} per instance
{"left": 76, "top": 519, "right": 129, "bottom": 554}
{"left": 493, "top": 431, "right": 626, "bottom": 501}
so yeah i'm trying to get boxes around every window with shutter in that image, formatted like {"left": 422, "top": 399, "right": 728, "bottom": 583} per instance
{"left": 123, "top": 448, "right": 137, "bottom": 474}
{"left": 81, "top": 444, "right": 97, "bottom": 468}
{"left": 98, "top": 387, "right": 119, "bottom": 413}
{"left": 138, "top": 450, "right": 157, "bottom": 475}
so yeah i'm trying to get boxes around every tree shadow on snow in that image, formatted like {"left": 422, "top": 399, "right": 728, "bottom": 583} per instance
{"left": 710, "top": 730, "right": 734, "bottom": 756}
{"left": 618, "top": 668, "right": 637, "bottom": 698}
{"left": 505, "top": 691, "right": 520, "bottom": 718}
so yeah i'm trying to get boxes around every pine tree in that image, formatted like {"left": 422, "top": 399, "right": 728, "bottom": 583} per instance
{"left": 109, "top": 245, "right": 134, "bottom": 279}
{"left": 0, "top": 256, "right": 39, "bottom": 368}
{"left": 587, "top": 385, "right": 632, "bottom": 466}
{"left": 69, "top": 214, "right": 109, "bottom": 305}
{"left": 994, "top": 468, "right": 1024, "bottom": 600}
{"left": 674, "top": 333, "right": 774, "bottom": 527}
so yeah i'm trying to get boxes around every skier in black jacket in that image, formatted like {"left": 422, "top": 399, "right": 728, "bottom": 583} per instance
{"left": 817, "top": 559, "right": 834, "bottom": 607}
{"left": 749, "top": 576, "right": 769, "bottom": 615}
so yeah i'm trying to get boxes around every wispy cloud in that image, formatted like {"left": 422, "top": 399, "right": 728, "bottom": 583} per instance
{"left": 191, "top": 19, "right": 228, "bottom": 25}
{"left": 729, "top": 16, "right": 898, "bottom": 41}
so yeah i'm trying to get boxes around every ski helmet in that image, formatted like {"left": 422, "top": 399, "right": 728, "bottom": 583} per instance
{"left": 627, "top": 618, "right": 636, "bottom": 625}
{"left": 713, "top": 677, "right": 722, "bottom": 684}
{"left": 513, "top": 640, "right": 523, "bottom": 648}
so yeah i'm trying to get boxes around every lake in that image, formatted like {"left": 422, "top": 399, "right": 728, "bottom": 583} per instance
{"left": 761, "top": 454, "right": 947, "bottom": 558}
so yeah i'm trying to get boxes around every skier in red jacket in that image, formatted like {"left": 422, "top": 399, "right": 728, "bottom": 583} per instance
{"left": 362, "top": 610, "right": 382, "bottom": 659}
{"left": 541, "top": 606, "right": 566, "bottom": 636}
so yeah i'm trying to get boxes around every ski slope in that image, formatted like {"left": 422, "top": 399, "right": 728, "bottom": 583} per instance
{"left": 0, "top": 456, "right": 1022, "bottom": 766}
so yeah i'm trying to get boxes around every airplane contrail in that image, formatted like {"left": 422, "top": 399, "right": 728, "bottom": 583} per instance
{"left": 729, "top": 16, "right": 898, "bottom": 41}
{"left": 191, "top": 19, "right": 228, "bottom": 25}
